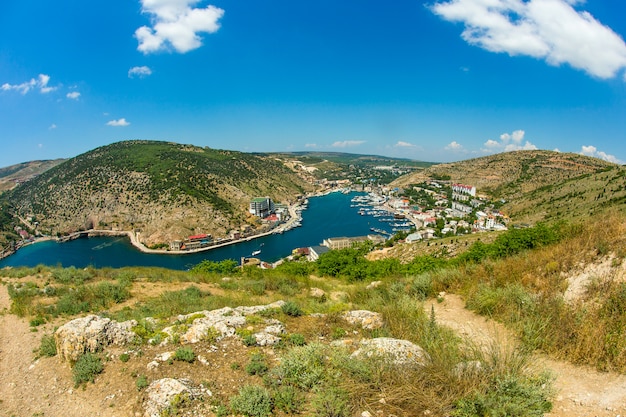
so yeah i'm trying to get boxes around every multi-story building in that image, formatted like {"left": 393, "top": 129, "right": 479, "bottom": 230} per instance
{"left": 249, "top": 197, "right": 275, "bottom": 218}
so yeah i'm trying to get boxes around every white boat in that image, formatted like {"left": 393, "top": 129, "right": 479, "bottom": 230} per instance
{"left": 251, "top": 250, "right": 261, "bottom": 256}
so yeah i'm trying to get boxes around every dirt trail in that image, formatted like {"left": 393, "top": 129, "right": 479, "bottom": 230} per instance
{"left": 0, "top": 285, "right": 125, "bottom": 417}
{"left": 427, "top": 294, "right": 626, "bottom": 417}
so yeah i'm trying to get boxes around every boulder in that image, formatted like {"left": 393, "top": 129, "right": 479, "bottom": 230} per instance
{"left": 342, "top": 310, "right": 384, "bottom": 330}
{"left": 351, "top": 337, "right": 430, "bottom": 366}
{"left": 143, "top": 378, "right": 210, "bottom": 417}
{"left": 55, "top": 315, "right": 137, "bottom": 362}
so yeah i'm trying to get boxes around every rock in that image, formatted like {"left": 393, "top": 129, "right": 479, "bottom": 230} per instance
{"left": 143, "top": 378, "right": 211, "bottom": 417}
{"left": 309, "top": 287, "right": 326, "bottom": 299}
{"left": 342, "top": 310, "right": 384, "bottom": 330}
{"left": 163, "top": 301, "right": 286, "bottom": 345}
{"left": 351, "top": 337, "right": 430, "bottom": 366}
{"left": 253, "top": 332, "right": 281, "bottom": 346}
{"left": 55, "top": 315, "right": 138, "bottom": 362}
{"left": 264, "top": 324, "right": 285, "bottom": 335}
{"left": 366, "top": 281, "right": 382, "bottom": 290}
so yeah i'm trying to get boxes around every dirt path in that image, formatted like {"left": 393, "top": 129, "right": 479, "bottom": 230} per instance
{"left": 0, "top": 285, "right": 125, "bottom": 417}
{"left": 427, "top": 294, "right": 626, "bottom": 417}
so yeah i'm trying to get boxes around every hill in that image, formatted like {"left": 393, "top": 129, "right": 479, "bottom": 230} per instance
{"left": 391, "top": 150, "right": 625, "bottom": 224}
{"left": 0, "top": 159, "right": 66, "bottom": 193}
{"left": 3, "top": 140, "right": 315, "bottom": 246}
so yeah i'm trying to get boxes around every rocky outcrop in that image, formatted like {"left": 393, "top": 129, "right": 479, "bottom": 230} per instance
{"left": 54, "top": 315, "right": 137, "bottom": 362}
{"left": 143, "top": 378, "right": 210, "bottom": 417}
{"left": 351, "top": 337, "right": 430, "bottom": 366}
{"left": 162, "top": 301, "right": 286, "bottom": 345}
{"left": 342, "top": 310, "right": 384, "bottom": 330}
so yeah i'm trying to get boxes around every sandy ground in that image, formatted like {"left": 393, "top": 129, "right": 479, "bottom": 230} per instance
{"left": 427, "top": 294, "right": 626, "bottom": 417}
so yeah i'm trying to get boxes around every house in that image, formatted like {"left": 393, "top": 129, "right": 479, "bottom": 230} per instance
{"left": 308, "top": 245, "right": 330, "bottom": 261}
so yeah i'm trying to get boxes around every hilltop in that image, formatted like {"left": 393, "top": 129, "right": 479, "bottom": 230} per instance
{"left": 391, "top": 150, "right": 624, "bottom": 224}
{"left": 3, "top": 140, "right": 315, "bottom": 246}
{"left": 0, "top": 159, "right": 66, "bottom": 193}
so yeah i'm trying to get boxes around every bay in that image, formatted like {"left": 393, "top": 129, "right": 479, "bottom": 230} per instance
{"left": 0, "top": 191, "right": 396, "bottom": 270}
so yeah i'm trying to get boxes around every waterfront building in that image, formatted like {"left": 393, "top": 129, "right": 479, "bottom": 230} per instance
{"left": 249, "top": 197, "right": 275, "bottom": 218}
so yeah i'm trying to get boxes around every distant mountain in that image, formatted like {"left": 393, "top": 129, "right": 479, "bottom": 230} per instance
{"left": 4, "top": 141, "right": 314, "bottom": 246}
{"left": 0, "top": 159, "right": 66, "bottom": 193}
{"left": 391, "top": 150, "right": 625, "bottom": 223}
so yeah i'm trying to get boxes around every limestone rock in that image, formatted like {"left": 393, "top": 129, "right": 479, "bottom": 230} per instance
{"left": 309, "top": 287, "right": 326, "bottom": 299}
{"left": 366, "top": 281, "right": 383, "bottom": 290}
{"left": 253, "top": 332, "right": 281, "bottom": 346}
{"left": 143, "top": 378, "right": 210, "bottom": 417}
{"left": 352, "top": 337, "right": 430, "bottom": 366}
{"left": 342, "top": 310, "right": 384, "bottom": 330}
{"left": 55, "top": 315, "right": 137, "bottom": 362}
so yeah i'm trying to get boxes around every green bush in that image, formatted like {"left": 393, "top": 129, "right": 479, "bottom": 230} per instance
{"left": 29, "top": 316, "right": 46, "bottom": 327}
{"left": 288, "top": 333, "right": 306, "bottom": 346}
{"left": 245, "top": 353, "right": 269, "bottom": 376}
{"left": 273, "top": 385, "right": 302, "bottom": 414}
{"left": 269, "top": 343, "right": 327, "bottom": 390}
{"left": 136, "top": 374, "right": 148, "bottom": 391}
{"left": 174, "top": 347, "right": 196, "bottom": 363}
{"left": 311, "top": 386, "right": 349, "bottom": 417}
{"left": 229, "top": 385, "right": 273, "bottom": 417}
{"left": 37, "top": 334, "right": 57, "bottom": 358}
{"left": 119, "top": 353, "right": 130, "bottom": 363}
{"left": 72, "top": 353, "right": 104, "bottom": 387}
{"left": 281, "top": 301, "right": 303, "bottom": 317}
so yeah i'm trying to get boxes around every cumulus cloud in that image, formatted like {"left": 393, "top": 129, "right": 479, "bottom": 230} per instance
{"left": 445, "top": 141, "right": 464, "bottom": 151}
{"left": 482, "top": 130, "right": 538, "bottom": 153}
{"left": 49, "top": 124, "right": 57, "bottom": 130}
{"left": 135, "top": 0, "right": 224, "bottom": 54}
{"left": 2, "top": 74, "right": 56, "bottom": 94}
{"left": 128, "top": 66, "right": 153, "bottom": 78}
{"left": 580, "top": 145, "right": 622, "bottom": 164}
{"left": 331, "top": 140, "right": 365, "bottom": 148}
{"left": 66, "top": 91, "right": 80, "bottom": 100}
{"left": 431, "top": 0, "right": 626, "bottom": 79}
{"left": 106, "top": 118, "right": 131, "bottom": 127}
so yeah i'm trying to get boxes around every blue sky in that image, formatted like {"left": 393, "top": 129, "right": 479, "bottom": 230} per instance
{"left": 1, "top": 0, "right": 625, "bottom": 167}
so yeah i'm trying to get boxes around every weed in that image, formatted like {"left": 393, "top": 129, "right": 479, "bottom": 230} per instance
{"left": 311, "top": 385, "right": 349, "bottom": 417}
{"left": 174, "top": 347, "right": 196, "bottom": 363}
{"left": 288, "top": 333, "right": 306, "bottom": 346}
{"left": 281, "top": 301, "right": 303, "bottom": 317}
{"left": 136, "top": 374, "right": 148, "bottom": 391}
{"left": 272, "top": 385, "right": 302, "bottom": 414}
{"left": 229, "top": 385, "right": 273, "bottom": 417}
{"left": 245, "top": 352, "right": 269, "bottom": 376}
{"left": 119, "top": 353, "right": 130, "bottom": 363}
{"left": 37, "top": 334, "right": 57, "bottom": 358}
{"left": 72, "top": 353, "right": 104, "bottom": 387}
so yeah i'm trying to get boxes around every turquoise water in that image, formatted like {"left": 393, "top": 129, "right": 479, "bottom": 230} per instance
{"left": 0, "top": 192, "right": 396, "bottom": 270}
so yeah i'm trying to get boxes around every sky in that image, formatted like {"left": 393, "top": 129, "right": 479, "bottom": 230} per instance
{"left": 1, "top": 0, "right": 626, "bottom": 168}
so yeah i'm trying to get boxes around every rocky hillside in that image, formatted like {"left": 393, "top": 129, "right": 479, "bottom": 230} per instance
{"left": 0, "top": 159, "right": 66, "bottom": 193}
{"left": 392, "top": 150, "right": 625, "bottom": 223}
{"left": 5, "top": 141, "right": 315, "bottom": 245}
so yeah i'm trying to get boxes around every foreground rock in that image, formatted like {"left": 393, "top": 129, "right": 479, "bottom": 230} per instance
{"left": 342, "top": 310, "right": 384, "bottom": 330}
{"left": 143, "top": 378, "right": 211, "bottom": 417}
{"left": 352, "top": 337, "right": 430, "bottom": 366}
{"left": 55, "top": 315, "right": 137, "bottom": 362}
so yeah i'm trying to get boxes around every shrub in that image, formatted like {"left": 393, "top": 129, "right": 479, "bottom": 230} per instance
{"left": 273, "top": 385, "right": 302, "bottom": 414}
{"left": 288, "top": 333, "right": 306, "bottom": 346}
{"left": 281, "top": 301, "right": 303, "bottom": 317}
{"left": 136, "top": 374, "right": 148, "bottom": 391}
{"left": 311, "top": 386, "right": 349, "bottom": 417}
{"left": 242, "top": 334, "right": 257, "bottom": 347}
{"left": 174, "top": 347, "right": 196, "bottom": 363}
{"left": 119, "top": 353, "right": 130, "bottom": 363}
{"left": 29, "top": 316, "right": 46, "bottom": 327}
{"left": 246, "top": 353, "right": 269, "bottom": 376}
{"left": 229, "top": 385, "right": 273, "bottom": 417}
{"left": 72, "top": 353, "right": 104, "bottom": 387}
{"left": 269, "top": 343, "right": 327, "bottom": 390}
{"left": 37, "top": 334, "right": 57, "bottom": 358}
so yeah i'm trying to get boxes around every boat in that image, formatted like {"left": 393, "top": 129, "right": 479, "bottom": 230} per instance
{"left": 251, "top": 250, "right": 261, "bottom": 256}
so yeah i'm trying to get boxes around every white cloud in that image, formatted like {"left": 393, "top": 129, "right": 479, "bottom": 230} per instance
{"left": 331, "top": 140, "right": 365, "bottom": 148}
{"left": 482, "top": 130, "right": 538, "bottom": 153}
{"left": 106, "top": 118, "right": 131, "bottom": 127}
{"left": 135, "top": 0, "right": 224, "bottom": 54}
{"left": 66, "top": 91, "right": 81, "bottom": 100}
{"left": 49, "top": 124, "right": 57, "bottom": 130}
{"left": 431, "top": 0, "right": 626, "bottom": 79}
{"left": 304, "top": 143, "right": 317, "bottom": 148}
{"left": 395, "top": 141, "right": 418, "bottom": 148}
{"left": 580, "top": 145, "right": 622, "bottom": 164}
{"left": 445, "top": 141, "right": 464, "bottom": 151}
{"left": 128, "top": 66, "right": 153, "bottom": 78}
{"left": 1, "top": 74, "right": 56, "bottom": 94}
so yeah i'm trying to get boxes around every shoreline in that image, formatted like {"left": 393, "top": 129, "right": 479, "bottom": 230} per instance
{"left": 0, "top": 187, "right": 354, "bottom": 263}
